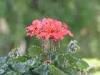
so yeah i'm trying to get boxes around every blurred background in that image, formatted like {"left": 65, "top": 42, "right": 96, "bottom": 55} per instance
{"left": 0, "top": 0, "right": 100, "bottom": 74}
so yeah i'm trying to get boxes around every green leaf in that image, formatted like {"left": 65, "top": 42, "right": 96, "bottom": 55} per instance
{"left": 34, "top": 64, "right": 49, "bottom": 75}
{"left": 6, "top": 71, "right": 20, "bottom": 75}
{"left": 28, "top": 45, "right": 42, "bottom": 57}
{"left": 0, "top": 57, "right": 7, "bottom": 64}
{"left": 0, "top": 68, "right": 5, "bottom": 75}
{"left": 15, "top": 56, "right": 27, "bottom": 62}
{"left": 12, "top": 62, "right": 29, "bottom": 73}
{"left": 49, "top": 65, "right": 67, "bottom": 75}
{"left": 76, "top": 60, "right": 89, "bottom": 70}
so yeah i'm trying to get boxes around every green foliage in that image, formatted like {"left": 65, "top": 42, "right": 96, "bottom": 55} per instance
{"left": 28, "top": 45, "right": 42, "bottom": 57}
{"left": 76, "top": 59, "right": 89, "bottom": 70}
{"left": 0, "top": 0, "right": 100, "bottom": 59}
{"left": 0, "top": 40, "right": 88, "bottom": 75}
{"left": 49, "top": 65, "right": 67, "bottom": 75}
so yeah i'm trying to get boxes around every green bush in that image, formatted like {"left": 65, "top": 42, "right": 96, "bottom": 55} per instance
{"left": 0, "top": 40, "right": 88, "bottom": 75}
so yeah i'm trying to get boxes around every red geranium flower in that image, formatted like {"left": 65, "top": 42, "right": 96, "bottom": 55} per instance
{"left": 26, "top": 18, "right": 73, "bottom": 41}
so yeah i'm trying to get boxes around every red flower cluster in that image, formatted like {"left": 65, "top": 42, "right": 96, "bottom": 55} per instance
{"left": 26, "top": 18, "right": 73, "bottom": 41}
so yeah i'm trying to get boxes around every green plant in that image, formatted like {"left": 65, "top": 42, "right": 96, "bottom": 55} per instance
{"left": 0, "top": 40, "right": 88, "bottom": 75}
{"left": 0, "top": 18, "right": 88, "bottom": 75}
